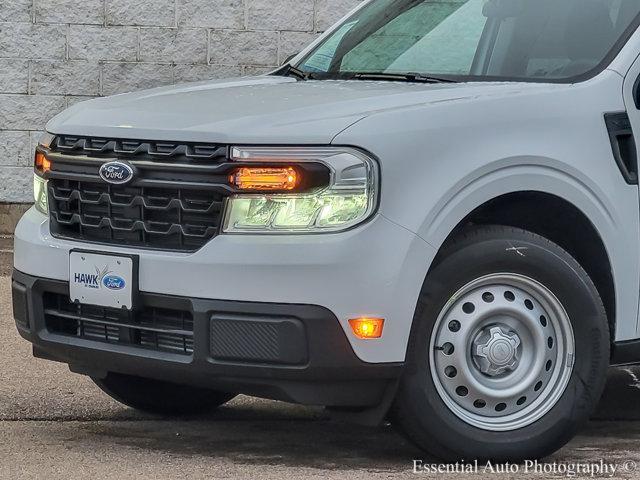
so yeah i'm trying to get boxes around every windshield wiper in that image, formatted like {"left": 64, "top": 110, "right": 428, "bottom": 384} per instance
{"left": 275, "top": 64, "right": 313, "bottom": 81}
{"left": 274, "top": 67, "right": 457, "bottom": 84}
{"left": 351, "top": 72, "right": 458, "bottom": 84}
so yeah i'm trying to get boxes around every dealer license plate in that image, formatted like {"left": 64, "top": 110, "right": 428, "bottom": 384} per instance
{"left": 69, "top": 251, "right": 134, "bottom": 310}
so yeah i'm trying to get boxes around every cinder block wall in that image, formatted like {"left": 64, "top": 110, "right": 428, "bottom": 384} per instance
{"left": 0, "top": 0, "right": 361, "bottom": 203}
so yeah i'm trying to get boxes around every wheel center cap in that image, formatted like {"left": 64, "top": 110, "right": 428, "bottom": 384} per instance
{"left": 489, "top": 340, "right": 514, "bottom": 365}
{"left": 472, "top": 326, "right": 522, "bottom": 376}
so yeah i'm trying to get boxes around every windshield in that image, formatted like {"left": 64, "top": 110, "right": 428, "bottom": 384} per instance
{"left": 296, "top": 0, "right": 640, "bottom": 82}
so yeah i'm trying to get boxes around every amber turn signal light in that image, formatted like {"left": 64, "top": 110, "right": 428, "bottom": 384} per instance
{"left": 34, "top": 151, "right": 52, "bottom": 174}
{"left": 229, "top": 166, "right": 299, "bottom": 191}
{"left": 349, "top": 318, "right": 384, "bottom": 339}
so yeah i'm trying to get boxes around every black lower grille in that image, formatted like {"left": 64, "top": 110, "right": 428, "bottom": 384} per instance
{"left": 49, "top": 179, "right": 224, "bottom": 251}
{"left": 209, "top": 315, "right": 308, "bottom": 365}
{"left": 44, "top": 293, "right": 194, "bottom": 356}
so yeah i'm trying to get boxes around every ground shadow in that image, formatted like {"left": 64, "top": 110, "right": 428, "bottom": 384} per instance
{"left": 35, "top": 366, "right": 640, "bottom": 469}
{"left": 79, "top": 406, "right": 423, "bottom": 470}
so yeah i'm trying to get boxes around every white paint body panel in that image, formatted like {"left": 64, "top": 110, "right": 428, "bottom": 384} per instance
{"left": 14, "top": 25, "right": 640, "bottom": 362}
{"left": 15, "top": 209, "right": 435, "bottom": 363}
{"left": 335, "top": 70, "right": 640, "bottom": 341}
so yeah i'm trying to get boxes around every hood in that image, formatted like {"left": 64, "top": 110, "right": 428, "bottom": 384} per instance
{"left": 47, "top": 76, "right": 553, "bottom": 144}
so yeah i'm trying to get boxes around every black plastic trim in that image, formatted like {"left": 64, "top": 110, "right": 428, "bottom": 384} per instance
{"left": 634, "top": 74, "right": 640, "bottom": 110}
{"left": 209, "top": 313, "right": 308, "bottom": 365}
{"left": 605, "top": 112, "right": 638, "bottom": 185}
{"left": 12, "top": 280, "right": 29, "bottom": 329}
{"left": 12, "top": 270, "right": 403, "bottom": 407}
{"left": 51, "top": 135, "right": 229, "bottom": 164}
{"left": 43, "top": 148, "right": 330, "bottom": 195}
{"left": 611, "top": 339, "right": 640, "bottom": 366}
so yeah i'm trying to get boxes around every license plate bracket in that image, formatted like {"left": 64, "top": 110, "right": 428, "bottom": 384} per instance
{"left": 69, "top": 250, "right": 139, "bottom": 310}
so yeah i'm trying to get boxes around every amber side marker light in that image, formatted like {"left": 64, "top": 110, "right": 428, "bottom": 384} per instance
{"left": 34, "top": 151, "right": 52, "bottom": 174}
{"left": 349, "top": 318, "right": 384, "bottom": 339}
{"left": 229, "top": 166, "right": 300, "bottom": 191}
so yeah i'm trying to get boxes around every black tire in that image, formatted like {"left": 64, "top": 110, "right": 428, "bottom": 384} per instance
{"left": 93, "top": 373, "right": 236, "bottom": 415}
{"left": 391, "top": 225, "right": 609, "bottom": 461}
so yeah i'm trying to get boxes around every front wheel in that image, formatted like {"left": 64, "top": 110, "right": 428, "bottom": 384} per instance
{"left": 392, "top": 226, "right": 609, "bottom": 461}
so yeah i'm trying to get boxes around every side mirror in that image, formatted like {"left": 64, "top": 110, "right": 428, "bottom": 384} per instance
{"left": 282, "top": 53, "right": 299, "bottom": 66}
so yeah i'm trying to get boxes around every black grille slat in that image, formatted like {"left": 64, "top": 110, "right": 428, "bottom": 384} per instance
{"left": 51, "top": 187, "right": 220, "bottom": 213}
{"left": 44, "top": 293, "right": 194, "bottom": 356}
{"left": 51, "top": 211, "right": 219, "bottom": 238}
{"left": 49, "top": 179, "right": 224, "bottom": 251}
{"left": 53, "top": 134, "right": 228, "bottom": 164}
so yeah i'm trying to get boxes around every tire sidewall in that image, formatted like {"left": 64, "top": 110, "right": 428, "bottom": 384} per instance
{"left": 396, "top": 227, "right": 609, "bottom": 461}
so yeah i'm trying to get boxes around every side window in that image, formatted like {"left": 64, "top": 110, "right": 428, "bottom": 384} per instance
{"left": 343, "top": 0, "right": 487, "bottom": 74}
{"left": 488, "top": 0, "right": 629, "bottom": 79}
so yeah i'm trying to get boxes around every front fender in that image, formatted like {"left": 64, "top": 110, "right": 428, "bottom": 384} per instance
{"left": 334, "top": 73, "right": 640, "bottom": 341}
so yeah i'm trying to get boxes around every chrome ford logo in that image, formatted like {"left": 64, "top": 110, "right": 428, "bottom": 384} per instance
{"left": 99, "top": 161, "right": 134, "bottom": 185}
{"left": 103, "top": 275, "right": 126, "bottom": 290}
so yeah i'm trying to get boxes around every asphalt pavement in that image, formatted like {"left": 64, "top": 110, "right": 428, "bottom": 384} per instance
{"left": 3, "top": 273, "right": 640, "bottom": 479}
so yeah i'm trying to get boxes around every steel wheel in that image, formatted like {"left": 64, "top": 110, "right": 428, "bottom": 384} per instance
{"left": 430, "top": 273, "right": 575, "bottom": 431}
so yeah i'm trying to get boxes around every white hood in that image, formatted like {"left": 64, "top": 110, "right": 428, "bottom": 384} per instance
{"left": 46, "top": 75, "right": 546, "bottom": 144}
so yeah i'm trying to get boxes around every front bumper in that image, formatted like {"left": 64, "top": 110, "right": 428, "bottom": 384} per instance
{"left": 14, "top": 207, "right": 436, "bottom": 363}
{"left": 13, "top": 270, "right": 403, "bottom": 407}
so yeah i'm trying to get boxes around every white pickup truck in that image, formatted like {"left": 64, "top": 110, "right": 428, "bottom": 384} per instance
{"left": 12, "top": 0, "right": 640, "bottom": 461}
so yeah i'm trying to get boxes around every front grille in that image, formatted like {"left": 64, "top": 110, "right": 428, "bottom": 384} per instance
{"left": 44, "top": 293, "right": 194, "bottom": 356}
{"left": 46, "top": 135, "right": 231, "bottom": 252}
{"left": 49, "top": 180, "right": 224, "bottom": 251}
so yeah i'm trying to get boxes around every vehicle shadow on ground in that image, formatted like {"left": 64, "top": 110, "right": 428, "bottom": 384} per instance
{"left": 37, "top": 367, "right": 640, "bottom": 469}
{"left": 593, "top": 367, "right": 640, "bottom": 421}
{"left": 79, "top": 404, "right": 424, "bottom": 470}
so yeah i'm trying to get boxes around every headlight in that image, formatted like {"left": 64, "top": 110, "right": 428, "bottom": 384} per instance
{"left": 223, "top": 147, "right": 379, "bottom": 233}
{"left": 33, "top": 133, "right": 54, "bottom": 215}
{"left": 33, "top": 173, "right": 48, "bottom": 215}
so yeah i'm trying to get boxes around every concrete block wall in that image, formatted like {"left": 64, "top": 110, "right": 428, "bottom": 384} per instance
{"left": 0, "top": 0, "right": 362, "bottom": 203}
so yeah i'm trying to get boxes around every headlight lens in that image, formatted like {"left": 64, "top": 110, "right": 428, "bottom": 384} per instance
{"left": 33, "top": 133, "right": 54, "bottom": 216}
{"left": 33, "top": 173, "right": 48, "bottom": 215}
{"left": 223, "top": 147, "right": 378, "bottom": 233}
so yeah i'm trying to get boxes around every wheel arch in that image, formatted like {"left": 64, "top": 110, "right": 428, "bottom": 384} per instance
{"left": 412, "top": 157, "right": 634, "bottom": 342}
{"left": 434, "top": 191, "right": 616, "bottom": 342}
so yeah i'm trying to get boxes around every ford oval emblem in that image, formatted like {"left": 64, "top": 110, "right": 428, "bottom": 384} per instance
{"left": 103, "top": 275, "right": 126, "bottom": 291}
{"left": 99, "top": 161, "right": 134, "bottom": 185}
